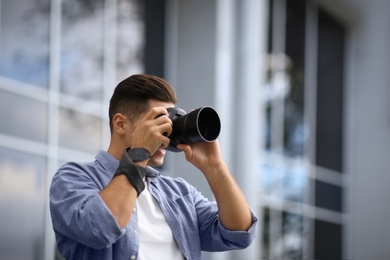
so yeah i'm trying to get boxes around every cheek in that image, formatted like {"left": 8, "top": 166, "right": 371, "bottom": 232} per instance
{"left": 123, "top": 131, "right": 134, "bottom": 147}
{"left": 124, "top": 124, "right": 136, "bottom": 145}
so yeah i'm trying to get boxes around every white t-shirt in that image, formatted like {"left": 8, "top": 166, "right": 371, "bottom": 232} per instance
{"left": 137, "top": 180, "right": 184, "bottom": 259}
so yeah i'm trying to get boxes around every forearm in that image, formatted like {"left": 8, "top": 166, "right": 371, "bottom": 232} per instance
{"left": 99, "top": 175, "right": 138, "bottom": 228}
{"left": 203, "top": 162, "right": 252, "bottom": 231}
{"left": 100, "top": 148, "right": 149, "bottom": 228}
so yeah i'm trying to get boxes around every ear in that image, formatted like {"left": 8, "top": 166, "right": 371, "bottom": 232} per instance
{"left": 112, "top": 113, "right": 127, "bottom": 136}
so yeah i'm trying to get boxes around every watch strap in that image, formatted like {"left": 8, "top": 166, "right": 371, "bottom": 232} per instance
{"left": 114, "top": 148, "right": 148, "bottom": 196}
{"left": 128, "top": 147, "right": 151, "bottom": 162}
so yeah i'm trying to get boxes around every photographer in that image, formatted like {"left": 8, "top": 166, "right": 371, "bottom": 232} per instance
{"left": 49, "top": 74, "right": 258, "bottom": 260}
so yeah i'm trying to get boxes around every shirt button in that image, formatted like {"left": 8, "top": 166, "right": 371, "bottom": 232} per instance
{"left": 134, "top": 229, "right": 137, "bottom": 235}
{"left": 130, "top": 255, "right": 136, "bottom": 260}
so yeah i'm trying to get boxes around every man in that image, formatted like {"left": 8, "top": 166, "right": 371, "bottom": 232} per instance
{"left": 50, "top": 74, "right": 258, "bottom": 260}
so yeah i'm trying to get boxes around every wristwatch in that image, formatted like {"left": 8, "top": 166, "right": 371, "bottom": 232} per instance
{"left": 115, "top": 148, "right": 148, "bottom": 196}
{"left": 127, "top": 147, "right": 151, "bottom": 162}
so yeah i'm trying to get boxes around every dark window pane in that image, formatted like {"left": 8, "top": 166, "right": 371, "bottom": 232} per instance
{"left": 60, "top": 0, "right": 104, "bottom": 101}
{"left": 267, "top": 0, "right": 274, "bottom": 53}
{"left": 58, "top": 108, "right": 102, "bottom": 153}
{"left": 265, "top": 104, "right": 272, "bottom": 151}
{"left": 284, "top": 0, "right": 306, "bottom": 158}
{"left": 0, "top": 147, "right": 46, "bottom": 259}
{"left": 0, "top": 90, "right": 48, "bottom": 142}
{"left": 315, "top": 9, "right": 345, "bottom": 172}
{"left": 315, "top": 180, "right": 343, "bottom": 212}
{"left": 0, "top": 0, "right": 50, "bottom": 87}
{"left": 144, "top": 0, "right": 164, "bottom": 77}
{"left": 262, "top": 207, "right": 270, "bottom": 260}
{"left": 314, "top": 219, "right": 342, "bottom": 259}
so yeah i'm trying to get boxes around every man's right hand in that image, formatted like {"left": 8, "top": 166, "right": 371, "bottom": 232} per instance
{"left": 130, "top": 106, "right": 173, "bottom": 157}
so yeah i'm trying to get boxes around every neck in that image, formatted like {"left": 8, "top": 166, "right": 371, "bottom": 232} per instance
{"left": 107, "top": 137, "right": 127, "bottom": 160}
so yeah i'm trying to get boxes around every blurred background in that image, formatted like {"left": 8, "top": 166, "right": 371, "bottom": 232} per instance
{"left": 0, "top": 0, "right": 389, "bottom": 259}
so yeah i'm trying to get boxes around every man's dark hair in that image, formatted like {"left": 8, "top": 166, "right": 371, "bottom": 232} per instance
{"left": 109, "top": 74, "right": 177, "bottom": 133}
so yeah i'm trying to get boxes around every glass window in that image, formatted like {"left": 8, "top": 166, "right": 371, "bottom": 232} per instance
{"left": 262, "top": 160, "right": 283, "bottom": 198}
{"left": 314, "top": 219, "right": 342, "bottom": 259}
{"left": 282, "top": 162, "right": 307, "bottom": 203}
{"left": 0, "top": 147, "right": 46, "bottom": 259}
{"left": 265, "top": 2, "right": 346, "bottom": 260}
{"left": 315, "top": 9, "right": 345, "bottom": 172}
{"left": 262, "top": 158, "right": 308, "bottom": 203}
{"left": 116, "top": 0, "right": 145, "bottom": 84}
{"left": 283, "top": 0, "right": 306, "bottom": 158}
{"left": 315, "top": 180, "right": 343, "bottom": 212}
{"left": 0, "top": 90, "right": 48, "bottom": 142}
{"left": 143, "top": 0, "right": 165, "bottom": 77}
{"left": 0, "top": 0, "right": 50, "bottom": 87}
{"left": 282, "top": 211, "right": 305, "bottom": 259}
{"left": 262, "top": 207, "right": 271, "bottom": 260}
{"left": 60, "top": 0, "right": 104, "bottom": 101}
{"left": 262, "top": 208, "right": 307, "bottom": 260}
{"left": 58, "top": 108, "right": 102, "bottom": 153}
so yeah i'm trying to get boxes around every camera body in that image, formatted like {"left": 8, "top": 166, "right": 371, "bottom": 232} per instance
{"left": 165, "top": 106, "right": 221, "bottom": 152}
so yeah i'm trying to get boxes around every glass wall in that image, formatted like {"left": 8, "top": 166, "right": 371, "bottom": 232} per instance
{"left": 0, "top": 0, "right": 144, "bottom": 259}
{"left": 0, "top": 0, "right": 50, "bottom": 88}
{"left": 262, "top": 0, "right": 346, "bottom": 259}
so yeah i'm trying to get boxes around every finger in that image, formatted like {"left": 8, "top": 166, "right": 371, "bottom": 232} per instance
{"left": 154, "top": 113, "right": 172, "bottom": 125}
{"left": 177, "top": 144, "right": 191, "bottom": 153}
{"left": 149, "top": 106, "right": 169, "bottom": 119}
{"left": 159, "top": 121, "right": 173, "bottom": 137}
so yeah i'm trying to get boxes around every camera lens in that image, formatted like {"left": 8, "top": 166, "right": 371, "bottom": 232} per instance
{"left": 165, "top": 106, "right": 221, "bottom": 152}
{"left": 195, "top": 107, "right": 220, "bottom": 142}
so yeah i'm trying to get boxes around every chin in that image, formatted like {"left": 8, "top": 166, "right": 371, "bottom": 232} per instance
{"left": 149, "top": 161, "right": 164, "bottom": 168}
{"left": 148, "top": 151, "right": 165, "bottom": 167}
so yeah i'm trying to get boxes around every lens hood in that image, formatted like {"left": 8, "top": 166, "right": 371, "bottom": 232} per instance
{"left": 166, "top": 106, "right": 221, "bottom": 152}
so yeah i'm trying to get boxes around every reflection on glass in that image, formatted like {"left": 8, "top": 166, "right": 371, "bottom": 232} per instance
{"left": 262, "top": 157, "right": 308, "bottom": 203}
{"left": 282, "top": 162, "right": 307, "bottom": 203}
{"left": 262, "top": 161, "right": 283, "bottom": 198}
{"left": 282, "top": 212, "right": 304, "bottom": 259}
{"left": 60, "top": 0, "right": 104, "bottom": 101}
{"left": 0, "top": 147, "right": 46, "bottom": 259}
{"left": 116, "top": 0, "right": 145, "bottom": 83}
{"left": 0, "top": 0, "right": 50, "bottom": 87}
{"left": 0, "top": 90, "right": 48, "bottom": 142}
{"left": 58, "top": 108, "right": 102, "bottom": 153}
{"left": 263, "top": 208, "right": 306, "bottom": 260}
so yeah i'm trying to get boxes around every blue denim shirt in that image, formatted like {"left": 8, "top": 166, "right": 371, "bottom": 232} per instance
{"left": 50, "top": 150, "right": 258, "bottom": 260}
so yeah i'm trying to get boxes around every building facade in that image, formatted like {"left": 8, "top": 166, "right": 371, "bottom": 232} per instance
{"left": 0, "top": 0, "right": 389, "bottom": 259}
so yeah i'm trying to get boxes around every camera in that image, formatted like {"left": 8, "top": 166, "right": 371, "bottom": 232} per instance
{"left": 165, "top": 106, "right": 221, "bottom": 152}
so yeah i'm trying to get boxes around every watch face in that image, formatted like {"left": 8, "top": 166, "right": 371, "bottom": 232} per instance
{"left": 129, "top": 148, "right": 150, "bottom": 162}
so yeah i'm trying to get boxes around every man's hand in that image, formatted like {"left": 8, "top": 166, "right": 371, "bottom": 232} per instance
{"left": 177, "top": 140, "right": 224, "bottom": 173}
{"left": 130, "top": 107, "right": 173, "bottom": 156}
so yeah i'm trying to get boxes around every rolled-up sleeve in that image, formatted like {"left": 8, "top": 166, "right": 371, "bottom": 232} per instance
{"left": 49, "top": 163, "right": 125, "bottom": 249}
{"left": 216, "top": 209, "right": 258, "bottom": 248}
{"left": 192, "top": 186, "right": 258, "bottom": 252}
